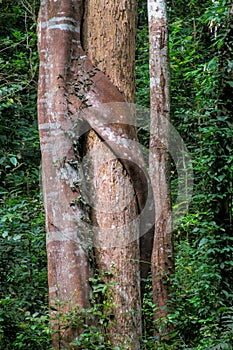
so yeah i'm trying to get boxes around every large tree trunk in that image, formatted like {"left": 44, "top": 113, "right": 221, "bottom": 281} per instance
{"left": 148, "top": 0, "right": 174, "bottom": 339}
{"left": 38, "top": 0, "right": 150, "bottom": 348}
{"left": 82, "top": 1, "right": 142, "bottom": 348}
{"left": 37, "top": 1, "right": 90, "bottom": 347}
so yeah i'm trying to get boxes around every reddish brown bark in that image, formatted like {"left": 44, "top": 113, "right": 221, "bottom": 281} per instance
{"left": 37, "top": 1, "right": 90, "bottom": 347}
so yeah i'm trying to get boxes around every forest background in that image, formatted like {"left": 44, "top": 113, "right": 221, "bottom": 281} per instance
{"left": 0, "top": 0, "right": 232, "bottom": 349}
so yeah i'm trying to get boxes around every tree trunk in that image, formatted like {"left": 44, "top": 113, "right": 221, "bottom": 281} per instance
{"left": 82, "top": 1, "right": 142, "bottom": 348}
{"left": 148, "top": 0, "right": 174, "bottom": 339}
{"left": 38, "top": 0, "right": 149, "bottom": 348}
{"left": 37, "top": 1, "right": 90, "bottom": 347}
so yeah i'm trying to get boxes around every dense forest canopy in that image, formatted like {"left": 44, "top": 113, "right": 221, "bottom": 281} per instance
{"left": 0, "top": 0, "right": 232, "bottom": 349}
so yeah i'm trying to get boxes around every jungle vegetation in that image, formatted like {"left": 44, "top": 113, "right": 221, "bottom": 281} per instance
{"left": 0, "top": 0, "right": 232, "bottom": 348}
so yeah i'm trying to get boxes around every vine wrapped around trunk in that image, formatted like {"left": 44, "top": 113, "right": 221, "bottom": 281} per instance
{"left": 38, "top": 0, "right": 154, "bottom": 347}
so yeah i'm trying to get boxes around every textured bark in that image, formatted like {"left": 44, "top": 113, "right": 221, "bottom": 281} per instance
{"left": 83, "top": 0, "right": 136, "bottom": 103}
{"left": 37, "top": 1, "right": 90, "bottom": 347}
{"left": 38, "top": 0, "right": 150, "bottom": 348}
{"left": 83, "top": 0, "right": 154, "bottom": 294}
{"left": 148, "top": 0, "right": 174, "bottom": 338}
{"left": 82, "top": 1, "right": 142, "bottom": 348}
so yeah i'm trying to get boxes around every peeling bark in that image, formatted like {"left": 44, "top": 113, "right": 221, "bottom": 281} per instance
{"left": 148, "top": 0, "right": 175, "bottom": 339}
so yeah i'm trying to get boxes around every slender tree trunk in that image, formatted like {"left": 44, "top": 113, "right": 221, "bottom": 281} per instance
{"left": 82, "top": 2, "right": 142, "bottom": 348}
{"left": 148, "top": 0, "right": 174, "bottom": 338}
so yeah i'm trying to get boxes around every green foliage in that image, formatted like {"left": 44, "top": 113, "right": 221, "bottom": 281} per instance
{"left": 0, "top": 0, "right": 40, "bottom": 196}
{"left": 136, "top": 1, "right": 150, "bottom": 108}
{"left": 168, "top": 1, "right": 233, "bottom": 347}
{"left": 169, "top": 0, "right": 233, "bottom": 293}
{"left": 137, "top": 0, "right": 233, "bottom": 348}
{"left": 0, "top": 196, "right": 49, "bottom": 349}
{"left": 171, "top": 239, "right": 222, "bottom": 345}
{"left": 136, "top": 24, "right": 150, "bottom": 108}
{"left": 141, "top": 236, "right": 233, "bottom": 348}
{"left": 11, "top": 311, "right": 51, "bottom": 350}
{"left": 0, "top": 0, "right": 232, "bottom": 348}
{"left": 49, "top": 274, "right": 127, "bottom": 349}
{"left": 0, "top": 2, "right": 48, "bottom": 348}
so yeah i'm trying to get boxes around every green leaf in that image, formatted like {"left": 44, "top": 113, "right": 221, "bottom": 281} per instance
{"left": 2, "top": 231, "right": 8, "bottom": 238}
{"left": 9, "top": 157, "right": 17, "bottom": 166}
{"left": 13, "top": 235, "right": 21, "bottom": 241}
{"left": 217, "top": 116, "right": 229, "bottom": 122}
